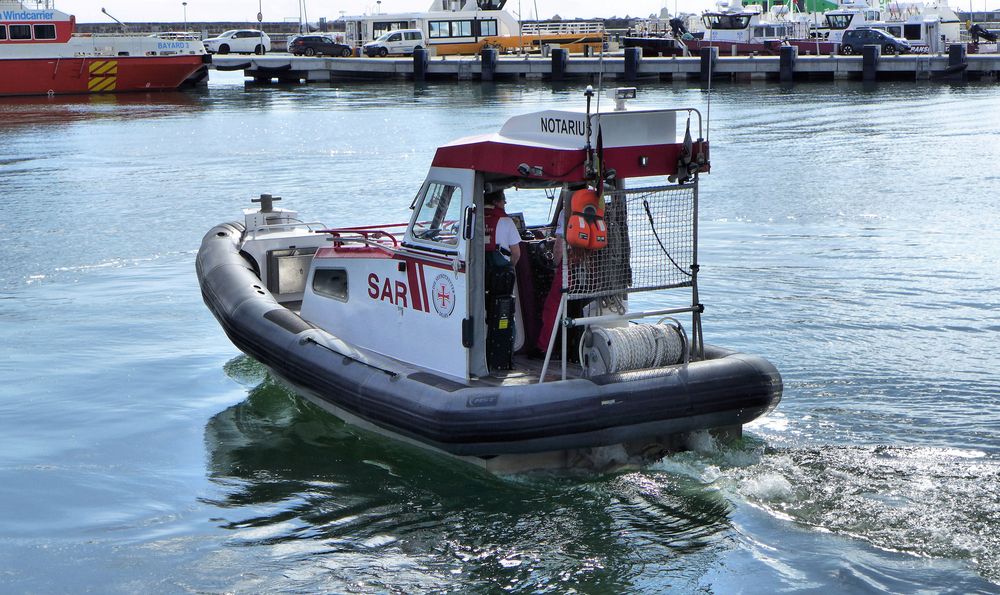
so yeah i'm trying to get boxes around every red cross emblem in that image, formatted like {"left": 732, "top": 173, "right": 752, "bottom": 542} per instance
{"left": 431, "top": 274, "right": 456, "bottom": 317}
{"left": 437, "top": 283, "right": 451, "bottom": 308}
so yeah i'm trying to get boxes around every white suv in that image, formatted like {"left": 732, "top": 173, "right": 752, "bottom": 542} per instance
{"left": 203, "top": 30, "right": 271, "bottom": 55}
{"left": 363, "top": 29, "right": 424, "bottom": 57}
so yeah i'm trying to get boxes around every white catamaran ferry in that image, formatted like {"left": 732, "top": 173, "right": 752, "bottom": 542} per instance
{"left": 340, "top": 0, "right": 605, "bottom": 56}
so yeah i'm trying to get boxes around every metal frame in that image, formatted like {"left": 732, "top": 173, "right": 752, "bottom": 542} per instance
{"left": 539, "top": 178, "right": 704, "bottom": 382}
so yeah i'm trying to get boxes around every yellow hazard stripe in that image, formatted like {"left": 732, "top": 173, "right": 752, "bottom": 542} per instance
{"left": 89, "top": 60, "right": 118, "bottom": 76}
{"left": 88, "top": 76, "right": 117, "bottom": 93}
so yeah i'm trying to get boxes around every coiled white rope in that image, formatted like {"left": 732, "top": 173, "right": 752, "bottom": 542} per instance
{"left": 585, "top": 319, "right": 688, "bottom": 375}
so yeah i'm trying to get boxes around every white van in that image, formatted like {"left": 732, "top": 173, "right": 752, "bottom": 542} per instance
{"left": 363, "top": 29, "right": 424, "bottom": 57}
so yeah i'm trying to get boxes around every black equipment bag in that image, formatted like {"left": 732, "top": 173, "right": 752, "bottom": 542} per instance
{"left": 485, "top": 254, "right": 516, "bottom": 371}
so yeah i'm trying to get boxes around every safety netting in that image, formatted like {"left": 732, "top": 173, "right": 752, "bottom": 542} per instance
{"left": 566, "top": 183, "right": 696, "bottom": 300}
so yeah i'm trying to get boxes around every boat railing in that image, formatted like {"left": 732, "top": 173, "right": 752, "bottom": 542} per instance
{"left": 246, "top": 220, "right": 326, "bottom": 240}
{"left": 521, "top": 21, "right": 606, "bottom": 35}
{"left": 318, "top": 223, "right": 408, "bottom": 250}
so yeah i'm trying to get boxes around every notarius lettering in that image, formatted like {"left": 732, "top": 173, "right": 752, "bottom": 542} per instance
{"left": 540, "top": 117, "right": 585, "bottom": 136}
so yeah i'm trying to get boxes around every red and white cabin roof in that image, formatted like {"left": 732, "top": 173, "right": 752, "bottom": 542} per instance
{"left": 432, "top": 108, "right": 709, "bottom": 182}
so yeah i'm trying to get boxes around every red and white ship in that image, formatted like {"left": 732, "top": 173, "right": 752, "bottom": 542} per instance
{"left": 0, "top": 1, "right": 208, "bottom": 97}
{"left": 197, "top": 87, "right": 783, "bottom": 472}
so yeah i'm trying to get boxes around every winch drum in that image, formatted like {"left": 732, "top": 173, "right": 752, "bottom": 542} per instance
{"left": 582, "top": 322, "right": 688, "bottom": 377}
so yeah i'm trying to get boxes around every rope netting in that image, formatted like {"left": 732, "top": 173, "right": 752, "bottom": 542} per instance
{"left": 567, "top": 184, "right": 696, "bottom": 300}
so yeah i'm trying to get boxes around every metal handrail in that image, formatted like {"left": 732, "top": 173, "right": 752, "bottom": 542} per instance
{"left": 564, "top": 306, "right": 700, "bottom": 329}
{"left": 246, "top": 220, "right": 325, "bottom": 240}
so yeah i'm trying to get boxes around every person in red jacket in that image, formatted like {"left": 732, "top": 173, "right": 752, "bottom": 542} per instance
{"left": 483, "top": 190, "right": 522, "bottom": 369}
{"left": 484, "top": 190, "right": 521, "bottom": 266}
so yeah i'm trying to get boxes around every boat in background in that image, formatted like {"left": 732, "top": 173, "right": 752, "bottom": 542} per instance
{"left": 0, "top": 0, "right": 209, "bottom": 97}
{"left": 624, "top": 0, "right": 814, "bottom": 57}
{"left": 806, "top": 0, "right": 961, "bottom": 53}
{"left": 624, "top": 0, "right": 967, "bottom": 57}
{"left": 340, "top": 0, "right": 605, "bottom": 56}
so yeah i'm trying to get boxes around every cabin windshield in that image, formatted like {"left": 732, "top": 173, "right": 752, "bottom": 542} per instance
{"left": 826, "top": 13, "right": 853, "bottom": 29}
{"left": 411, "top": 182, "right": 463, "bottom": 246}
{"left": 507, "top": 187, "right": 563, "bottom": 224}
{"left": 702, "top": 14, "right": 752, "bottom": 30}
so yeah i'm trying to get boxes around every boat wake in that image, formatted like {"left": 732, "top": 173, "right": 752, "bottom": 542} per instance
{"left": 652, "top": 433, "right": 1000, "bottom": 586}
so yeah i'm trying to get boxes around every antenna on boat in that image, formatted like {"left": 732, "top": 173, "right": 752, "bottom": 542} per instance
{"left": 584, "top": 85, "right": 595, "bottom": 179}
{"left": 100, "top": 7, "right": 128, "bottom": 32}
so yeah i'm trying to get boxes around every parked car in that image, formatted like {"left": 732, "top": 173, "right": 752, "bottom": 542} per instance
{"left": 289, "top": 35, "right": 354, "bottom": 57}
{"left": 363, "top": 29, "right": 424, "bottom": 57}
{"left": 203, "top": 29, "right": 271, "bottom": 55}
{"left": 839, "top": 28, "right": 912, "bottom": 55}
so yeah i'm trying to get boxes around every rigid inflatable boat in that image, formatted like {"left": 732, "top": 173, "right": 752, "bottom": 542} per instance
{"left": 197, "top": 88, "right": 781, "bottom": 471}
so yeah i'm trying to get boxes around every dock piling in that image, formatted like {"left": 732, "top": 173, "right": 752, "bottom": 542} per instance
{"left": 779, "top": 45, "right": 798, "bottom": 82}
{"left": 624, "top": 47, "right": 641, "bottom": 82}
{"left": 947, "top": 44, "right": 969, "bottom": 81}
{"left": 700, "top": 47, "right": 719, "bottom": 82}
{"left": 862, "top": 44, "right": 881, "bottom": 81}
{"left": 480, "top": 47, "right": 497, "bottom": 81}
{"left": 551, "top": 48, "right": 568, "bottom": 81}
{"left": 413, "top": 47, "right": 428, "bottom": 81}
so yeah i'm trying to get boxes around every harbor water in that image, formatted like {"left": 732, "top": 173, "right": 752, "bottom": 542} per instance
{"left": 2, "top": 73, "right": 999, "bottom": 592}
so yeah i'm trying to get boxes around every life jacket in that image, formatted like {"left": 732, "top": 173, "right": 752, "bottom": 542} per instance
{"left": 484, "top": 204, "right": 510, "bottom": 256}
{"left": 565, "top": 189, "right": 607, "bottom": 250}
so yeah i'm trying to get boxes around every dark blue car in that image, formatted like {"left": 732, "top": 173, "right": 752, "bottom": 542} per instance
{"left": 289, "top": 35, "right": 354, "bottom": 57}
{"left": 840, "top": 28, "right": 912, "bottom": 55}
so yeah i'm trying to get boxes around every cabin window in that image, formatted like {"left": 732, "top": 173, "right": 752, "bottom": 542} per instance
{"left": 702, "top": 14, "right": 751, "bottom": 30}
{"left": 826, "top": 14, "right": 851, "bottom": 29}
{"left": 478, "top": 19, "right": 498, "bottom": 37}
{"left": 429, "top": 20, "right": 473, "bottom": 38}
{"left": 312, "top": 268, "right": 349, "bottom": 301}
{"left": 429, "top": 21, "right": 448, "bottom": 38}
{"left": 373, "top": 21, "right": 408, "bottom": 38}
{"left": 411, "top": 182, "right": 463, "bottom": 246}
{"left": 0, "top": 26, "right": 6, "bottom": 41}
{"left": 903, "top": 24, "right": 921, "bottom": 40}
{"left": 9, "top": 25, "right": 31, "bottom": 40}
{"left": 33, "top": 24, "right": 56, "bottom": 40}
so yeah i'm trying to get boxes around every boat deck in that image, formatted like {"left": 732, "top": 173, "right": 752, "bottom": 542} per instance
{"left": 476, "top": 354, "right": 584, "bottom": 386}
{"left": 283, "top": 300, "right": 581, "bottom": 387}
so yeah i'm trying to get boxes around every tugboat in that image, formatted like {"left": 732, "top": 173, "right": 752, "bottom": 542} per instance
{"left": 197, "top": 88, "right": 782, "bottom": 472}
{"left": 0, "top": 1, "right": 208, "bottom": 97}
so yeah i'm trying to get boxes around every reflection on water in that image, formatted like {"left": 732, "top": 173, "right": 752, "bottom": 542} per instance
{"left": 0, "top": 91, "right": 205, "bottom": 129}
{"left": 203, "top": 354, "right": 1000, "bottom": 591}
{"left": 3, "top": 77, "right": 1000, "bottom": 590}
{"left": 201, "top": 357, "right": 735, "bottom": 592}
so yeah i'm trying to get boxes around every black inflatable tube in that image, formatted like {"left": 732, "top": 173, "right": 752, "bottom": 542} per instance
{"left": 197, "top": 223, "right": 782, "bottom": 457}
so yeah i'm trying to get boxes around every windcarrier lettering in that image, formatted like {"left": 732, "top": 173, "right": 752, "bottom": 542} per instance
{"left": 2, "top": 11, "right": 56, "bottom": 20}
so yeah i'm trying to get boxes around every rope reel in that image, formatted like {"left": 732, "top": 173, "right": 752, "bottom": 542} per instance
{"left": 581, "top": 318, "right": 688, "bottom": 377}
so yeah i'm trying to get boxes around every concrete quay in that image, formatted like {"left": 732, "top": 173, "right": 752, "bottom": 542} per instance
{"left": 212, "top": 46, "right": 1000, "bottom": 85}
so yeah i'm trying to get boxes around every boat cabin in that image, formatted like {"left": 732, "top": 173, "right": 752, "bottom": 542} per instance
{"left": 702, "top": 0, "right": 808, "bottom": 44}
{"left": 0, "top": 3, "right": 74, "bottom": 45}
{"left": 241, "top": 89, "right": 710, "bottom": 384}
{"left": 340, "top": 0, "right": 604, "bottom": 55}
